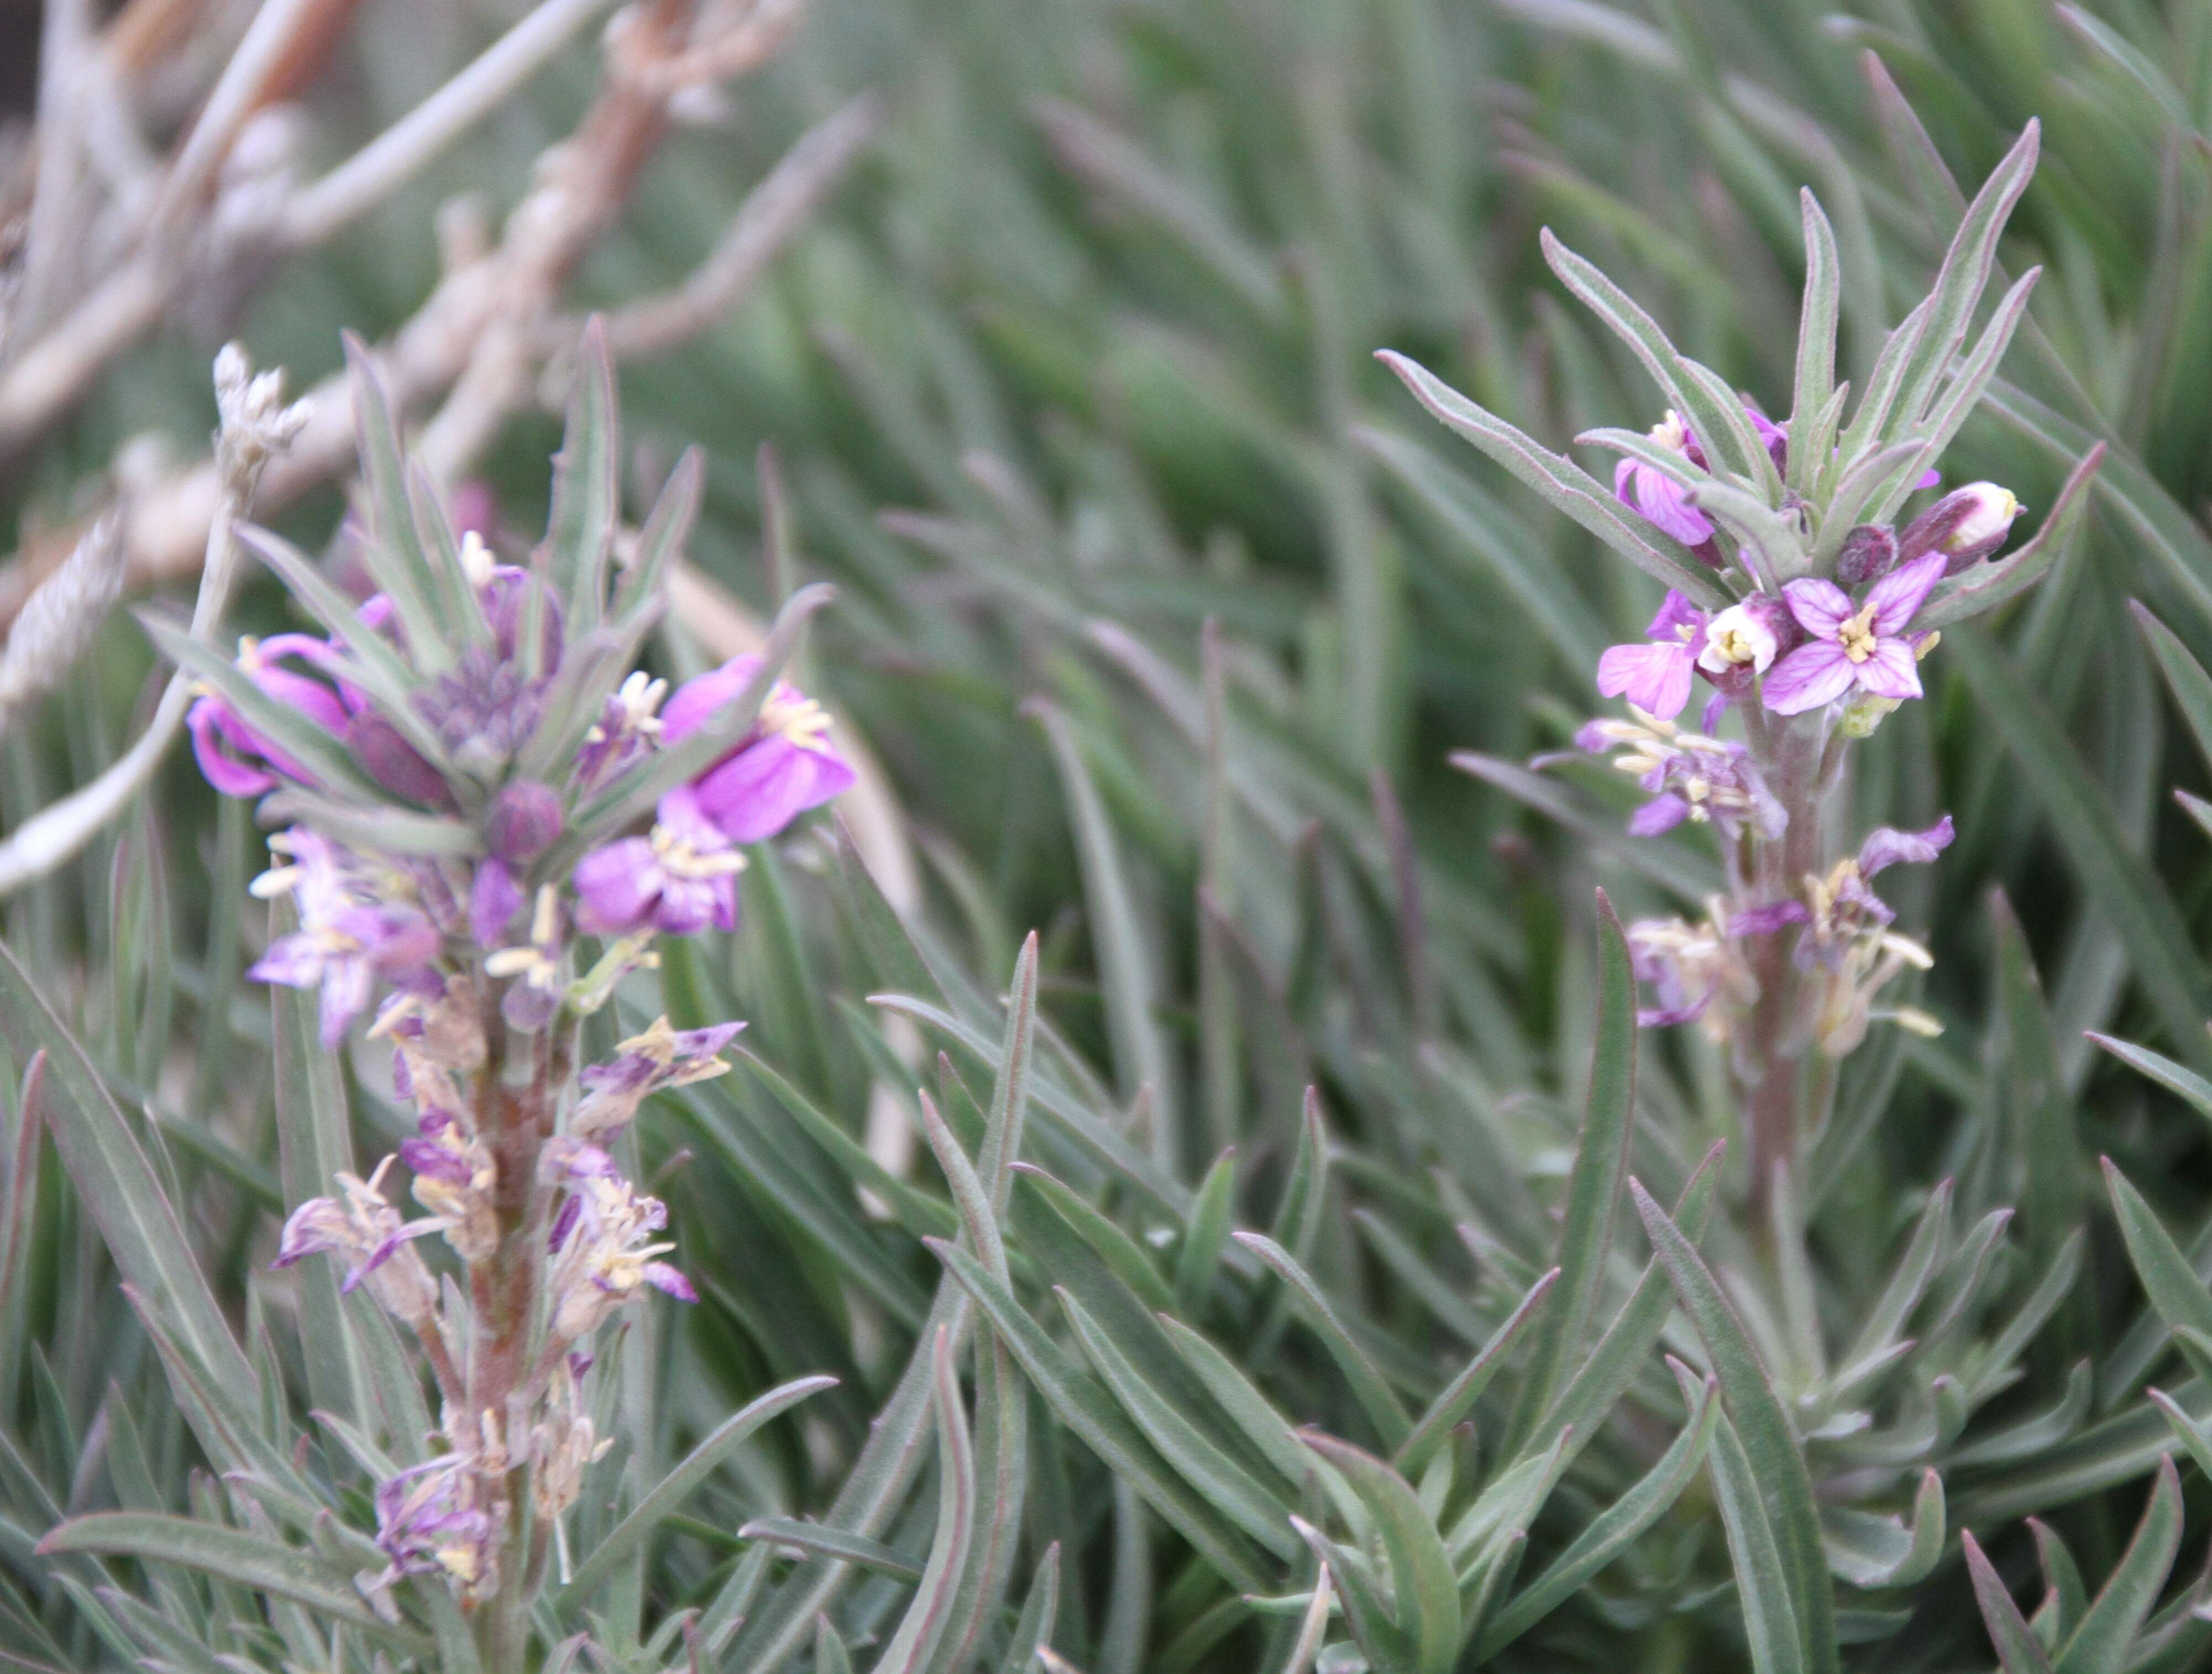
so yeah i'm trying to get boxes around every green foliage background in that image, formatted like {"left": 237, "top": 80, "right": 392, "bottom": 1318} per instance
{"left": 12, "top": 0, "right": 2212, "bottom": 1668}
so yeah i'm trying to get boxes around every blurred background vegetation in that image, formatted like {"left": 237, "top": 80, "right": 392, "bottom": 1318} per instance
{"left": 11, "top": 0, "right": 2212, "bottom": 1668}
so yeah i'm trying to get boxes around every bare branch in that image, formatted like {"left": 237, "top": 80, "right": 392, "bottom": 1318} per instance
{"left": 598, "top": 91, "right": 882, "bottom": 359}
{"left": 280, "top": 0, "right": 621, "bottom": 248}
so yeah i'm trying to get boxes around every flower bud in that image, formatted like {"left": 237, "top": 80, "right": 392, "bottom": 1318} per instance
{"left": 1833, "top": 524, "right": 1898, "bottom": 586}
{"left": 1897, "top": 482, "right": 2024, "bottom": 575}
{"left": 347, "top": 710, "right": 453, "bottom": 809}
{"left": 486, "top": 781, "right": 563, "bottom": 863}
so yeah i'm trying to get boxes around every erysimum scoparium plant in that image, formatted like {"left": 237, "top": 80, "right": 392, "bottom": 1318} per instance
{"left": 1387, "top": 121, "right": 2100, "bottom": 1222}
{"left": 34, "top": 325, "right": 857, "bottom": 1673}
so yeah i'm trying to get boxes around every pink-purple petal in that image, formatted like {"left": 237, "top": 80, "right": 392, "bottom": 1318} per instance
{"left": 1628, "top": 794, "right": 1690, "bottom": 836}
{"left": 1858, "top": 815, "right": 1954, "bottom": 877}
{"left": 1762, "top": 642, "right": 1858, "bottom": 715}
{"left": 1865, "top": 551, "right": 1947, "bottom": 634}
{"left": 1780, "top": 577, "right": 1852, "bottom": 639}
{"left": 1852, "top": 640, "right": 1923, "bottom": 702}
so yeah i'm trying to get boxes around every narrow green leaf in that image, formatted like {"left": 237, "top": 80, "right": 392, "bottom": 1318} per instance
{"left": 815, "top": 1617, "right": 853, "bottom": 1674}
{"left": 1540, "top": 229, "right": 1773, "bottom": 492}
{"left": 2053, "top": 1456, "right": 2181, "bottom": 1674}
{"left": 998, "top": 1545, "right": 1061, "bottom": 1674}
{"left": 1634, "top": 1179, "right": 1837, "bottom": 1673}
{"left": 1014, "top": 1165, "right": 1174, "bottom": 1315}
{"left": 1789, "top": 189, "right": 1839, "bottom": 503}
{"left": 927, "top": 1239, "right": 1271, "bottom": 1592}
{"left": 1236, "top": 1231, "right": 1409, "bottom": 1451}
{"left": 873, "top": 1329, "right": 976, "bottom": 1674}
{"left": 1821, "top": 1469, "right": 1945, "bottom": 1587}
{"left": 1174, "top": 1149, "right": 1236, "bottom": 1314}
{"left": 1707, "top": 1413, "right": 1807, "bottom": 1674}
{"left": 1301, "top": 1434, "right": 1459, "bottom": 1674}
{"left": 1963, "top": 1530, "right": 2057, "bottom": 1674}
{"left": 341, "top": 332, "right": 452, "bottom": 672}
{"left": 735, "top": 1518, "right": 922, "bottom": 1582}
{"left": 1028, "top": 699, "right": 1178, "bottom": 1168}
{"left": 548, "top": 316, "right": 620, "bottom": 634}
{"left": 1948, "top": 626, "right": 2212, "bottom": 1074}
{"left": 1058, "top": 1290, "right": 1297, "bottom": 1559}
{"left": 1478, "top": 1367, "right": 1716, "bottom": 1654}
{"left": 1512, "top": 891, "right": 1637, "bottom": 1450}
{"left": 1533, "top": 1140, "right": 1723, "bottom": 1459}
{"left": 1354, "top": 424, "right": 1610, "bottom": 673}
{"left": 1888, "top": 120, "right": 2041, "bottom": 436}
{"left": 2104, "top": 1160, "right": 2212, "bottom": 1347}
{"left": 555, "top": 1374, "right": 835, "bottom": 1608}
{"left": 612, "top": 447, "right": 704, "bottom": 624}
{"left": 0, "top": 943, "right": 255, "bottom": 1414}
{"left": 37, "top": 1514, "right": 420, "bottom": 1646}
{"left": 1397, "top": 1268, "right": 1558, "bottom": 1477}
{"left": 1376, "top": 351, "right": 1727, "bottom": 606}
{"left": 1157, "top": 1315, "right": 1313, "bottom": 1488}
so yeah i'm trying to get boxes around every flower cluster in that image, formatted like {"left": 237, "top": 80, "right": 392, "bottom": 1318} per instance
{"left": 190, "top": 349, "right": 856, "bottom": 1620}
{"left": 1568, "top": 403, "right": 2025, "bottom": 1059}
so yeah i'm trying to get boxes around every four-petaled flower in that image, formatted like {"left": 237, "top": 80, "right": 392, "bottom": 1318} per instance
{"left": 1762, "top": 553, "right": 1946, "bottom": 716}
{"left": 662, "top": 655, "right": 858, "bottom": 843}
{"left": 1596, "top": 591, "right": 1708, "bottom": 721}
{"left": 572, "top": 786, "right": 746, "bottom": 937}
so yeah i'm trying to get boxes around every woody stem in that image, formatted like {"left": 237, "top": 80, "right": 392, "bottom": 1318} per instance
{"left": 469, "top": 998, "right": 557, "bottom": 1674}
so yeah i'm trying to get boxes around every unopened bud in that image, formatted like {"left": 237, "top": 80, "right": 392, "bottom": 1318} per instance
{"left": 1898, "top": 482, "right": 2024, "bottom": 575}
{"left": 348, "top": 711, "right": 452, "bottom": 809}
{"left": 1834, "top": 524, "right": 1898, "bottom": 586}
{"left": 486, "top": 781, "right": 563, "bottom": 863}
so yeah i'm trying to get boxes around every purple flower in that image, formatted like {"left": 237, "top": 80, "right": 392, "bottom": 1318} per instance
{"left": 1762, "top": 553, "right": 1946, "bottom": 716}
{"left": 248, "top": 829, "right": 441, "bottom": 1045}
{"left": 1611, "top": 412, "right": 1714, "bottom": 545}
{"left": 576, "top": 671, "right": 667, "bottom": 791}
{"left": 572, "top": 787, "right": 743, "bottom": 937}
{"left": 1571, "top": 712, "right": 1784, "bottom": 841}
{"left": 399, "top": 1111, "right": 498, "bottom": 1264}
{"left": 469, "top": 860, "right": 524, "bottom": 948}
{"left": 661, "top": 656, "right": 857, "bottom": 843}
{"left": 573, "top": 1016, "right": 744, "bottom": 1138}
{"left": 1794, "top": 816, "right": 1955, "bottom": 970}
{"left": 482, "top": 885, "right": 565, "bottom": 1031}
{"left": 272, "top": 1158, "right": 440, "bottom": 1325}
{"left": 371, "top": 1454, "right": 496, "bottom": 1597}
{"left": 187, "top": 634, "right": 350, "bottom": 797}
{"left": 543, "top": 1146, "right": 694, "bottom": 1342}
{"left": 1596, "top": 591, "right": 1708, "bottom": 721}
{"left": 1695, "top": 594, "right": 1801, "bottom": 701}
{"left": 1858, "top": 815, "right": 1955, "bottom": 877}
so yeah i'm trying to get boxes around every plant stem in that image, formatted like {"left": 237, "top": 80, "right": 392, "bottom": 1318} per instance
{"left": 469, "top": 1002, "right": 558, "bottom": 1674}
{"left": 1739, "top": 712, "right": 1827, "bottom": 1211}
